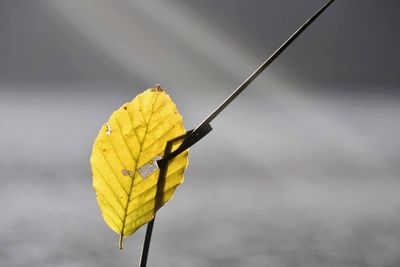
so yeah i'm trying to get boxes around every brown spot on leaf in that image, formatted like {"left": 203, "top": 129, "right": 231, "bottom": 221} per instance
{"left": 121, "top": 169, "right": 134, "bottom": 178}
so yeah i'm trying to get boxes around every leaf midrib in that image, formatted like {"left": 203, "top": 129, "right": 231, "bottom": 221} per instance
{"left": 120, "top": 92, "right": 160, "bottom": 236}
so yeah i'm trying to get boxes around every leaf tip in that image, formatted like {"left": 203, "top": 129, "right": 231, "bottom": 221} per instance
{"left": 151, "top": 84, "right": 164, "bottom": 92}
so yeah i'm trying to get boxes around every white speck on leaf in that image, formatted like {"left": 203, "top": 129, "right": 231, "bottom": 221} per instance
{"left": 106, "top": 124, "right": 112, "bottom": 136}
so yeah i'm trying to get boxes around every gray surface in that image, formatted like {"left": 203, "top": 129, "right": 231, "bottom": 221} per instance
{"left": 1, "top": 1, "right": 400, "bottom": 267}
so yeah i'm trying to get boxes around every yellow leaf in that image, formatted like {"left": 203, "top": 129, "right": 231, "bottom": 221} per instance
{"left": 90, "top": 85, "right": 188, "bottom": 247}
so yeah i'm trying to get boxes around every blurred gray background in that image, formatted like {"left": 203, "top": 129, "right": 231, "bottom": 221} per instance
{"left": 1, "top": 0, "right": 399, "bottom": 266}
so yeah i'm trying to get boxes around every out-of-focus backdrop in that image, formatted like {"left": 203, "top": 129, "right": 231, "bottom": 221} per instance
{"left": 1, "top": 1, "right": 399, "bottom": 266}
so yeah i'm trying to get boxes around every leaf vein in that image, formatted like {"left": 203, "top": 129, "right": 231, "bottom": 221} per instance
{"left": 124, "top": 108, "right": 142, "bottom": 145}
{"left": 95, "top": 145, "right": 129, "bottom": 196}
{"left": 112, "top": 116, "right": 139, "bottom": 164}
{"left": 92, "top": 164, "right": 126, "bottom": 210}
{"left": 95, "top": 189, "right": 124, "bottom": 222}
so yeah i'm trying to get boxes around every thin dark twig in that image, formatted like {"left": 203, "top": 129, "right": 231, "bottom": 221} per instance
{"left": 139, "top": 217, "right": 155, "bottom": 267}
{"left": 139, "top": 0, "right": 336, "bottom": 265}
